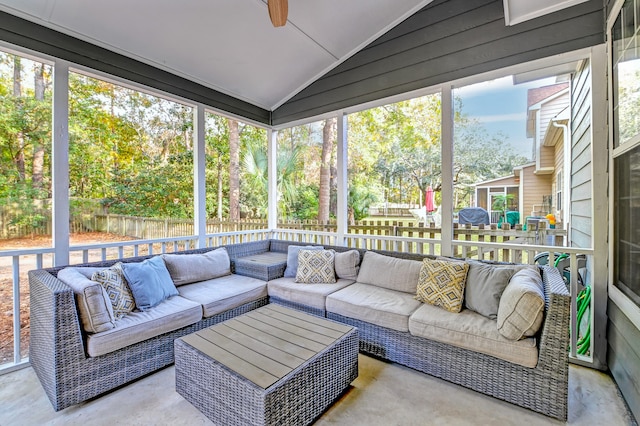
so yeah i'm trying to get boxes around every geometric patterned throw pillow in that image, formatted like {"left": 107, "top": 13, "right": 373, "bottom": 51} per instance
{"left": 92, "top": 262, "right": 136, "bottom": 320}
{"left": 295, "top": 249, "right": 337, "bottom": 284}
{"left": 415, "top": 258, "right": 469, "bottom": 313}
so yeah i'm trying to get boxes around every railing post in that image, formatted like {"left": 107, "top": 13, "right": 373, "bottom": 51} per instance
{"left": 193, "top": 104, "right": 207, "bottom": 248}
{"left": 267, "top": 129, "right": 278, "bottom": 232}
{"left": 440, "top": 85, "right": 454, "bottom": 257}
{"left": 336, "top": 112, "right": 348, "bottom": 246}
{"left": 52, "top": 60, "right": 70, "bottom": 266}
{"left": 12, "top": 256, "right": 21, "bottom": 364}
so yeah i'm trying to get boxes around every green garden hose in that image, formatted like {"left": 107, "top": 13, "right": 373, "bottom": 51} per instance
{"left": 576, "top": 285, "right": 591, "bottom": 355}
{"left": 551, "top": 254, "right": 591, "bottom": 356}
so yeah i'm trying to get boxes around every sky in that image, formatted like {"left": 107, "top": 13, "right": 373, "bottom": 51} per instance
{"left": 454, "top": 76, "right": 557, "bottom": 160}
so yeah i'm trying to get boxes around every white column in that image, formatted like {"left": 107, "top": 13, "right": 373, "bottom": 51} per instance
{"left": 193, "top": 104, "right": 206, "bottom": 248}
{"left": 440, "top": 86, "right": 454, "bottom": 257}
{"left": 267, "top": 129, "right": 278, "bottom": 231}
{"left": 336, "top": 113, "right": 348, "bottom": 246}
{"left": 590, "top": 43, "right": 608, "bottom": 370}
{"left": 52, "top": 61, "right": 70, "bottom": 266}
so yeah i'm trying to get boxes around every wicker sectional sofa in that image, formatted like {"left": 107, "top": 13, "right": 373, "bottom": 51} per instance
{"left": 28, "top": 239, "right": 569, "bottom": 420}
{"left": 265, "top": 241, "right": 570, "bottom": 420}
{"left": 28, "top": 241, "right": 272, "bottom": 411}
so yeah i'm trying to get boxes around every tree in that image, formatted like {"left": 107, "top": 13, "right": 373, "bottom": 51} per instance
{"left": 318, "top": 118, "right": 335, "bottom": 223}
{"left": 243, "top": 142, "right": 302, "bottom": 219}
{"left": 12, "top": 56, "right": 25, "bottom": 182}
{"left": 228, "top": 118, "right": 240, "bottom": 220}
{"left": 31, "top": 63, "right": 47, "bottom": 191}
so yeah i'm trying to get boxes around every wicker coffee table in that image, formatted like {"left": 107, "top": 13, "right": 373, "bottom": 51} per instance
{"left": 175, "top": 304, "right": 358, "bottom": 425}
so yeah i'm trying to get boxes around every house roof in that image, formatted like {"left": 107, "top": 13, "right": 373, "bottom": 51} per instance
{"left": 526, "top": 83, "right": 570, "bottom": 138}
{"left": 527, "top": 83, "right": 570, "bottom": 108}
{"left": 473, "top": 161, "right": 536, "bottom": 187}
{"left": 0, "top": 1, "right": 594, "bottom": 115}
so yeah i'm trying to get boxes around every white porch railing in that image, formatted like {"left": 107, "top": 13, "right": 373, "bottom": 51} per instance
{"left": 1, "top": 228, "right": 593, "bottom": 373}
{"left": 0, "top": 229, "right": 270, "bottom": 373}
{"left": 271, "top": 228, "right": 595, "bottom": 364}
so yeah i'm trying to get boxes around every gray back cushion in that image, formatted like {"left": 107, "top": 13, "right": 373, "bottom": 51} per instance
{"left": 464, "top": 262, "right": 520, "bottom": 319}
{"left": 334, "top": 249, "right": 360, "bottom": 280}
{"left": 163, "top": 247, "right": 231, "bottom": 286}
{"left": 357, "top": 251, "right": 422, "bottom": 294}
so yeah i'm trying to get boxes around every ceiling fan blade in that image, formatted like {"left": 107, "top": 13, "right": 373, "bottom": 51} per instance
{"left": 268, "top": 0, "right": 288, "bottom": 27}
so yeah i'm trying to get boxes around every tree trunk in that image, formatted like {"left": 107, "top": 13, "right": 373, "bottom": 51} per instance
{"left": 32, "top": 63, "right": 46, "bottom": 191}
{"left": 228, "top": 119, "right": 240, "bottom": 220}
{"left": 13, "top": 56, "right": 26, "bottom": 182}
{"left": 217, "top": 156, "right": 223, "bottom": 220}
{"left": 318, "top": 118, "right": 335, "bottom": 224}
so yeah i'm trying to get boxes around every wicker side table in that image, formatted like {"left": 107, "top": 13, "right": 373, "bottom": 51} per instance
{"left": 233, "top": 252, "right": 288, "bottom": 281}
{"left": 175, "top": 304, "right": 358, "bottom": 426}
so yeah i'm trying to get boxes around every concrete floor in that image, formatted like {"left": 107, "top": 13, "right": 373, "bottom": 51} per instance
{"left": 0, "top": 355, "right": 635, "bottom": 426}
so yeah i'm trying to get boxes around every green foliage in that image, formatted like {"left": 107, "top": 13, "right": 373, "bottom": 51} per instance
{"left": 492, "top": 193, "right": 515, "bottom": 222}
{"left": 0, "top": 50, "right": 535, "bottom": 232}
{"left": 289, "top": 185, "right": 319, "bottom": 220}
{"left": 348, "top": 185, "right": 377, "bottom": 221}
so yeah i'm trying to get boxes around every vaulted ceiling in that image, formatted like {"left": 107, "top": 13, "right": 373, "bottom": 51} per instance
{"left": 0, "top": 0, "right": 591, "bottom": 112}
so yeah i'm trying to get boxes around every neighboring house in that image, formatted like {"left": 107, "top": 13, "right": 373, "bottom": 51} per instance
{"left": 473, "top": 83, "right": 570, "bottom": 226}
{"left": 526, "top": 82, "right": 571, "bottom": 224}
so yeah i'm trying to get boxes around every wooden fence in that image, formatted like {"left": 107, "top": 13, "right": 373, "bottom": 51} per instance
{"left": 1, "top": 210, "right": 566, "bottom": 252}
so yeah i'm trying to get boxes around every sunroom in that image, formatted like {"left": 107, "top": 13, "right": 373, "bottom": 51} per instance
{"left": 0, "top": 0, "right": 638, "bottom": 424}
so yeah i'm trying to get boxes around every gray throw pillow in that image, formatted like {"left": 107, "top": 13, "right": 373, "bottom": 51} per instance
{"left": 57, "top": 267, "right": 116, "bottom": 333}
{"left": 121, "top": 256, "right": 178, "bottom": 311}
{"left": 283, "top": 245, "right": 324, "bottom": 278}
{"left": 497, "top": 267, "right": 545, "bottom": 340}
{"left": 464, "top": 262, "right": 520, "bottom": 319}
{"left": 334, "top": 250, "right": 360, "bottom": 280}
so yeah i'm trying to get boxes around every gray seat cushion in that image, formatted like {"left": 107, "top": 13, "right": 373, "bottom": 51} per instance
{"left": 267, "top": 277, "right": 355, "bottom": 310}
{"left": 86, "top": 296, "right": 202, "bottom": 357}
{"left": 178, "top": 274, "right": 267, "bottom": 318}
{"left": 409, "top": 303, "right": 539, "bottom": 368}
{"left": 326, "top": 283, "right": 422, "bottom": 332}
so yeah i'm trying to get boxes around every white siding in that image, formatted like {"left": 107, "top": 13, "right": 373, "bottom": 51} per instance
{"left": 570, "top": 59, "right": 592, "bottom": 248}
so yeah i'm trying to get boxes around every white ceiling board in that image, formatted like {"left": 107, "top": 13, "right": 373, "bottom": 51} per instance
{"left": 287, "top": 0, "right": 434, "bottom": 58}
{"left": 0, "top": 0, "right": 51, "bottom": 18}
{"left": 0, "top": 0, "right": 433, "bottom": 109}
{"left": 46, "top": 0, "right": 336, "bottom": 108}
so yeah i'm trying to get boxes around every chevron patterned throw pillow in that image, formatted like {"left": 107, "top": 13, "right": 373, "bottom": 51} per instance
{"left": 415, "top": 258, "right": 469, "bottom": 313}
{"left": 92, "top": 262, "right": 136, "bottom": 319}
{"left": 295, "top": 249, "right": 337, "bottom": 284}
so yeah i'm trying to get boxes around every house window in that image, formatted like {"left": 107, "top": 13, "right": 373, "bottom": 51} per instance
{"left": 556, "top": 170, "right": 563, "bottom": 212}
{"left": 612, "top": 0, "right": 640, "bottom": 307}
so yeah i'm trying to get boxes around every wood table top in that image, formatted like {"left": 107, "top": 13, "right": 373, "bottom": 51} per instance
{"left": 180, "top": 304, "right": 354, "bottom": 389}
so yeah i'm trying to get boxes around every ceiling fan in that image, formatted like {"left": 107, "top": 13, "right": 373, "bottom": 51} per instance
{"left": 268, "top": 0, "right": 288, "bottom": 27}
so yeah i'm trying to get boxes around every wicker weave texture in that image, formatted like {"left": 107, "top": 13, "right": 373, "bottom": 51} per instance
{"left": 233, "top": 256, "right": 288, "bottom": 281}
{"left": 268, "top": 296, "right": 326, "bottom": 317}
{"left": 175, "top": 326, "right": 358, "bottom": 425}
{"left": 29, "top": 238, "right": 570, "bottom": 420}
{"left": 29, "top": 265, "right": 268, "bottom": 412}
{"left": 326, "top": 265, "right": 570, "bottom": 421}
